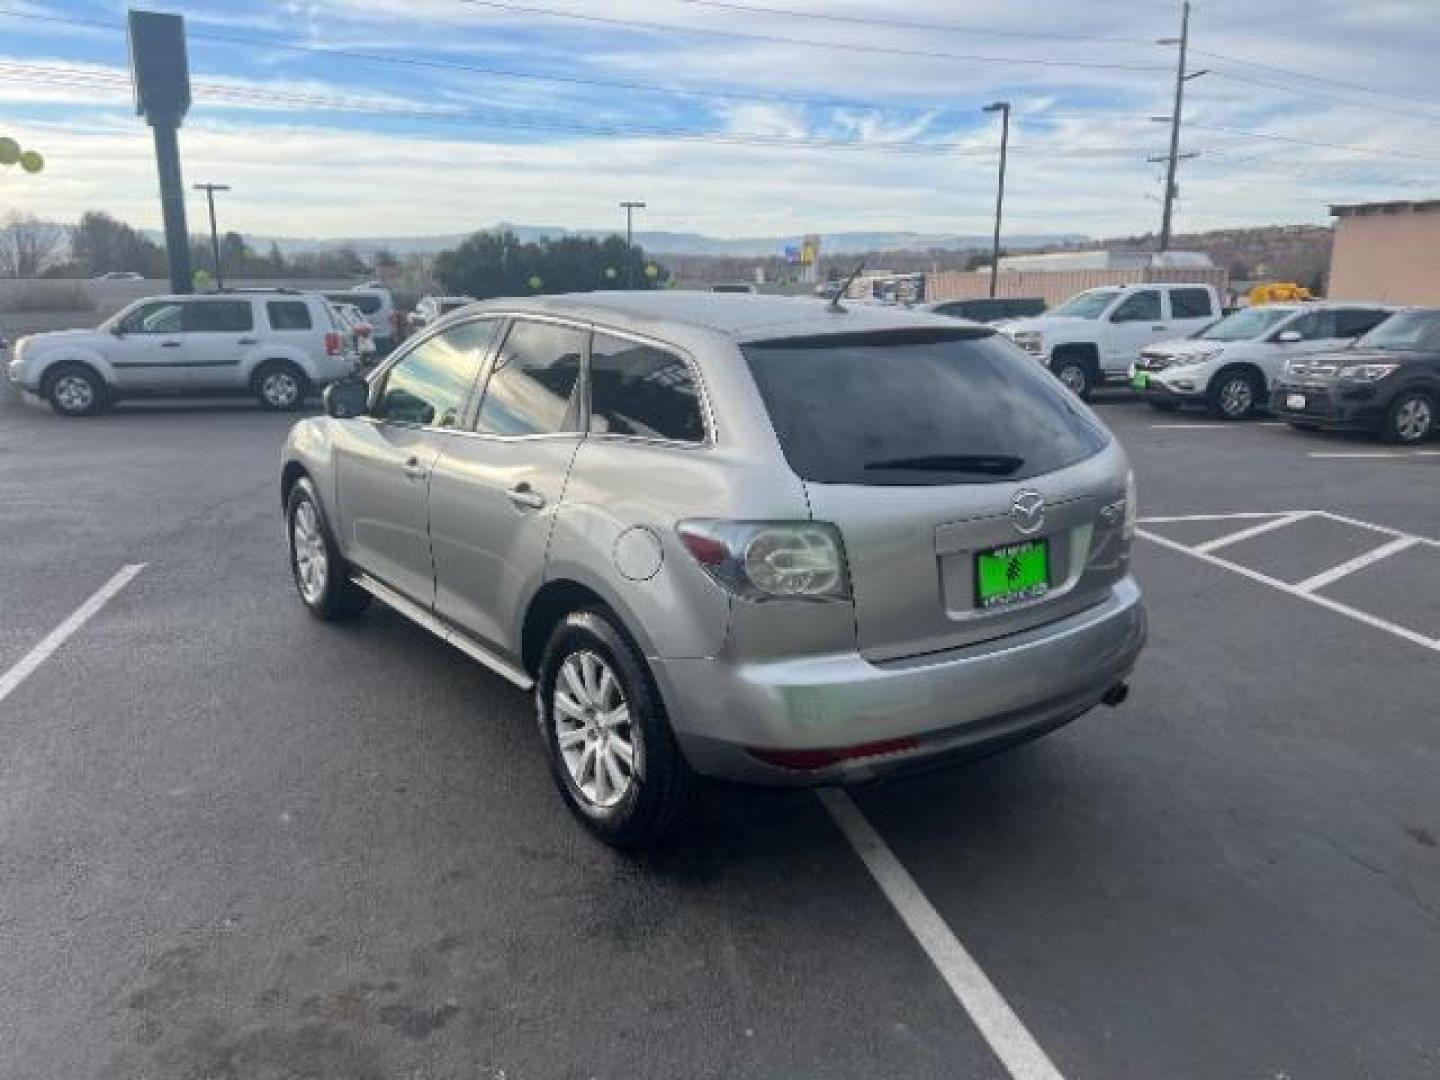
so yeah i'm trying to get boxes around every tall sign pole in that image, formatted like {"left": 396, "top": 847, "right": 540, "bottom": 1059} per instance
{"left": 128, "top": 10, "right": 193, "bottom": 293}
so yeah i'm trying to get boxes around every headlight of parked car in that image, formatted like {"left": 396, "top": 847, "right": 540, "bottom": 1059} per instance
{"left": 1009, "top": 331, "right": 1044, "bottom": 355}
{"left": 1338, "top": 363, "right": 1399, "bottom": 382}
{"left": 1169, "top": 348, "right": 1222, "bottom": 368}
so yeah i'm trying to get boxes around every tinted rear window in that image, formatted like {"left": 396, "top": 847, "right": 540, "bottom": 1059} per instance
{"left": 743, "top": 330, "right": 1108, "bottom": 486}
{"left": 327, "top": 293, "right": 383, "bottom": 315}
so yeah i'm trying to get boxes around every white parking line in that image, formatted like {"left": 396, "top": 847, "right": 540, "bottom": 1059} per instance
{"left": 1293, "top": 536, "right": 1419, "bottom": 594}
{"left": 1137, "top": 529, "right": 1439, "bottom": 654}
{"left": 819, "top": 789, "right": 1066, "bottom": 1080}
{"left": 0, "top": 564, "right": 145, "bottom": 706}
{"left": 1308, "top": 451, "right": 1440, "bottom": 459}
{"left": 1193, "top": 511, "right": 1311, "bottom": 554}
{"left": 1149, "top": 422, "right": 1287, "bottom": 430}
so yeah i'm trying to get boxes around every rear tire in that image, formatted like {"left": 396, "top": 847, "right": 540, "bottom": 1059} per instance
{"left": 1382, "top": 391, "right": 1434, "bottom": 445}
{"left": 537, "top": 609, "right": 698, "bottom": 849}
{"left": 286, "top": 477, "right": 370, "bottom": 621}
{"left": 254, "top": 361, "right": 310, "bottom": 411}
{"left": 1049, "top": 352, "right": 1095, "bottom": 400}
{"left": 43, "top": 364, "right": 107, "bottom": 417}
{"left": 1207, "top": 369, "right": 1261, "bottom": 420}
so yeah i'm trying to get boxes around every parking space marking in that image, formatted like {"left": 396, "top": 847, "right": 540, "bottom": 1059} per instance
{"left": 1293, "top": 536, "right": 1420, "bottom": 594}
{"left": 1137, "top": 528, "right": 1439, "bottom": 654}
{"left": 1308, "top": 451, "right": 1440, "bottom": 459}
{"left": 1149, "top": 422, "right": 1286, "bottom": 430}
{"left": 0, "top": 564, "right": 145, "bottom": 706}
{"left": 818, "top": 790, "right": 1066, "bottom": 1080}
{"left": 1193, "top": 511, "right": 1311, "bottom": 554}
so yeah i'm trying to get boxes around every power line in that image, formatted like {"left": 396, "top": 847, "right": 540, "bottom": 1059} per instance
{"left": 1207, "top": 68, "right": 1440, "bottom": 127}
{"left": 1190, "top": 47, "right": 1440, "bottom": 111}
{"left": 1185, "top": 121, "right": 1440, "bottom": 164}
{"left": 450, "top": 0, "right": 1173, "bottom": 71}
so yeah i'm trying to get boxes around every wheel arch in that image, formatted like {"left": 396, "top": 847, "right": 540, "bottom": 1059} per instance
{"left": 520, "top": 576, "right": 654, "bottom": 679}
{"left": 38, "top": 351, "right": 112, "bottom": 392}
{"left": 1209, "top": 360, "right": 1267, "bottom": 394}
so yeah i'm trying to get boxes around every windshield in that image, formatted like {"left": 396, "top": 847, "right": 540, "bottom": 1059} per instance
{"left": 1356, "top": 310, "right": 1440, "bottom": 351}
{"left": 1049, "top": 290, "right": 1118, "bottom": 319}
{"left": 1197, "top": 306, "right": 1294, "bottom": 341}
{"left": 743, "top": 329, "right": 1108, "bottom": 486}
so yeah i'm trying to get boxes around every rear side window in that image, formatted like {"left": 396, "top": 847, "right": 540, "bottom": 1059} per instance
{"left": 743, "top": 330, "right": 1108, "bottom": 486}
{"left": 1290, "top": 309, "right": 1338, "bottom": 340}
{"left": 1111, "top": 291, "right": 1161, "bottom": 323}
{"left": 1170, "top": 288, "right": 1214, "bottom": 319}
{"left": 267, "top": 301, "right": 312, "bottom": 331}
{"left": 185, "top": 301, "right": 253, "bottom": 333}
{"left": 378, "top": 319, "right": 499, "bottom": 428}
{"left": 589, "top": 334, "right": 705, "bottom": 443}
{"left": 1336, "top": 309, "right": 1388, "bottom": 338}
{"left": 475, "top": 320, "right": 584, "bottom": 436}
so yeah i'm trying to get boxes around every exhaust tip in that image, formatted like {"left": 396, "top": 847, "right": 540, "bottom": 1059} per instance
{"left": 1101, "top": 682, "right": 1130, "bottom": 707}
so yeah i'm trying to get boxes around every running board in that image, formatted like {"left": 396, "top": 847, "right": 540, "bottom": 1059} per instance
{"left": 351, "top": 573, "right": 535, "bottom": 691}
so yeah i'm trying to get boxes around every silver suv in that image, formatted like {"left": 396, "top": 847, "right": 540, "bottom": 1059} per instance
{"left": 281, "top": 293, "right": 1145, "bottom": 846}
{"left": 8, "top": 289, "right": 352, "bottom": 415}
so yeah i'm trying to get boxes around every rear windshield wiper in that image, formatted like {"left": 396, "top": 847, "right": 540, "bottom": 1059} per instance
{"left": 862, "top": 454, "right": 1025, "bottom": 475}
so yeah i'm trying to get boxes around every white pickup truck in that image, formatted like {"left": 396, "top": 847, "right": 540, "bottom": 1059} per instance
{"left": 996, "top": 283, "right": 1223, "bottom": 399}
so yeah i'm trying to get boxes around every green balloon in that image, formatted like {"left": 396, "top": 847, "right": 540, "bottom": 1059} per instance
{"left": 0, "top": 137, "right": 18, "bottom": 165}
{"left": 645, "top": 263, "right": 659, "bottom": 279}
{"left": 604, "top": 266, "right": 618, "bottom": 280}
{"left": 18, "top": 150, "right": 43, "bottom": 174}
{"left": 527, "top": 275, "right": 543, "bottom": 290}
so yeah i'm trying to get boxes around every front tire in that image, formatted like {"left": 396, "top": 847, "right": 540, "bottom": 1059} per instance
{"left": 254, "top": 361, "right": 310, "bottom": 411}
{"left": 538, "top": 610, "right": 698, "bottom": 848}
{"left": 43, "top": 364, "right": 107, "bottom": 417}
{"left": 1049, "top": 352, "right": 1094, "bottom": 400}
{"left": 1382, "top": 391, "right": 1434, "bottom": 445}
{"left": 286, "top": 477, "right": 370, "bottom": 621}
{"left": 1208, "top": 369, "right": 1261, "bottom": 420}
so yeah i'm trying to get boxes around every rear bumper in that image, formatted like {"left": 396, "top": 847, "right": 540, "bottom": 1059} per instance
{"left": 652, "top": 577, "right": 1146, "bottom": 786}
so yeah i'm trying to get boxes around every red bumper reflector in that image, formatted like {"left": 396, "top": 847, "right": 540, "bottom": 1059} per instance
{"left": 746, "top": 736, "right": 920, "bottom": 771}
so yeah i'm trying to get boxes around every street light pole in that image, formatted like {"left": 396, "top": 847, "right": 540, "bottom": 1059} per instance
{"left": 193, "top": 182, "right": 230, "bottom": 288}
{"left": 982, "top": 101, "right": 1011, "bottom": 300}
{"left": 620, "top": 200, "right": 646, "bottom": 289}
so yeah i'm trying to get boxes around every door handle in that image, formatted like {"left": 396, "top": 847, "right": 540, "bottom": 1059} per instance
{"left": 237, "top": 337, "right": 258, "bottom": 345}
{"left": 507, "top": 483, "right": 546, "bottom": 510}
{"left": 402, "top": 456, "right": 429, "bottom": 481}
{"left": 1151, "top": 325, "right": 1168, "bottom": 331}
{"left": 160, "top": 341, "right": 182, "bottom": 348}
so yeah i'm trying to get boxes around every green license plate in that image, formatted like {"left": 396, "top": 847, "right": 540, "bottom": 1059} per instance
{"left": 975, "top": 540, "right": 1050, "bottom": 609}
{"left": 1132, "top": 372, "right": 1149, "bottom": 389}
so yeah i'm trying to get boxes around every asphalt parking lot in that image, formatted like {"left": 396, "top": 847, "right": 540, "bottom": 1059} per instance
{"left": 1, "top": 390, "right": 1437, "bottom": 1080}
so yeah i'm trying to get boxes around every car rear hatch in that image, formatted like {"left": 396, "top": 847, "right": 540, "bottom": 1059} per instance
{"left": 743, "top": 327, "right": 1127, "bottom": 662}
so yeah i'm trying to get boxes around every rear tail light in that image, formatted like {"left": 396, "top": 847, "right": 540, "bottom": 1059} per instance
{"left": 324, "top": 331, "right": 342, "bottom": 356}
{"left": 677, "top": 520, "right": 850, "bottom": 601}
{"left": 747, "top": 736, "right": 920, "bottom": 771}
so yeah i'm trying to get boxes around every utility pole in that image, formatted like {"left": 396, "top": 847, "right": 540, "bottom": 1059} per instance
{"left": 1152, "top": 1, "right": 1208, "bottom": 251}
{"left": 982, "top": 101, "right": 1010, "bottom": 299}
{"left": 193, "top": 182, "right": 230, "bottom": 288}
{"left": 620, "top": 200, "right": 645, "bottom": 289}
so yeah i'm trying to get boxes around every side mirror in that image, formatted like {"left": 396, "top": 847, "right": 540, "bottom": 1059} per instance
{"left": 323, "top": 378, "right": 371, "bottom": 419}
{"left": 1275, "top": 329, "right": 1303, "bottom": 344}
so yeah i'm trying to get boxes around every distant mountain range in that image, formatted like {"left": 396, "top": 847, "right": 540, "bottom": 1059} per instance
{"left": 234, "top": 225, "right": 1088, "bottom": 259}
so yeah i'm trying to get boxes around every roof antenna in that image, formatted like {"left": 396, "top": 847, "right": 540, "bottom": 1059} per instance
{"left": 828, "top": 262, "right": 865, "bottom": 313}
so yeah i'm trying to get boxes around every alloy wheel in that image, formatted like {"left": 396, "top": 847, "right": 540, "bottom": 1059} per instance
{"left": 291, "top": 500, "right": 328, "bottom": 603}
{"left": 54, "top": 374, "right": 94, "bottom": 413}
{"left": 1219, "top": 376, "right": 1253, "bottom": 417}
{"left": 1395, "top": 397, "right": 1432, "bottom": 442}
{"left": 1057, "top": 364, "right": 1087, "bottom": 394}
{"left": 262, "top": 372, "right": 300, "bottom": 408}
{"left": 554, "top": 650, "right": 638, "bottom": 809}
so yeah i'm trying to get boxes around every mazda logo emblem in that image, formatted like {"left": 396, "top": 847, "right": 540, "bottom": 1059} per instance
{"left": 1010, "top": 490, "right": 1045, "bottom": 535}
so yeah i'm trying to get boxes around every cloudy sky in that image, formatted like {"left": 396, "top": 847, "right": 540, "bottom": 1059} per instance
{"left": 1, "top": 0, "right": 1437, "bottom": 240}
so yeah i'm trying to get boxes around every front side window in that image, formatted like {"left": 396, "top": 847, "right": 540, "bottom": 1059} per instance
{"left": 589, "top": 334, "right": 705, "bottom": 443}
{"left": 1111, "top": 291, "right": 1161, "bottom": 323}
{"left": 1050, "top": 290, "right": 1117, "bottom": 319}
{"left": 1170, "top": 288, "right": 1214, "bottom": 319}
{"left": 743, "top": 329, "right": 1108, "bottom": 486}
{"left": 119, "top": 301, "right": 184, "bottom": 334}
{"left": 185, "top": 301, "right": 254, "bottom": 333}
{"left": 474, "top": 320, "right": 584, "bottom": 436}
{"left": 1336, "top": 309, "right": 1388, "bottom": 339}
{"left": 267, "top": 301, "right": 313, "bottom": 331}
{"left": 1198, "top": 307, "right": 1292, "bottom": 341}
{"left": 377, "top": 319, "right": 500, "bottom": 428}
{"left": 1289, "top": 310, "right": 1338, "bottom": 340}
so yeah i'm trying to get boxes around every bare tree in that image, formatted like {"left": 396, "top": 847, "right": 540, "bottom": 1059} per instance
{"left": 0, "top": 213, "right": 65, "bottom": 278}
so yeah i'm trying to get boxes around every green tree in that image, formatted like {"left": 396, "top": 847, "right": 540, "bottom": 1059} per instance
{"left": 69, "top": 211, "right": 166, "bottom": 278}
{"left": 435, "top": 230, "right": 666, "bottom": 298}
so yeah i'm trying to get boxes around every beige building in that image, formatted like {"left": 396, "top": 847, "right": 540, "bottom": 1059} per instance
{"left": 1329, "top": 200, "right": 1440, "bottom": 304}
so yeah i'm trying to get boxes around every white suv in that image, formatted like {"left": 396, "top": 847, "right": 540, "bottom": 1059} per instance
{"left": 1131, "top": 303, "right": 1393, "bottom": 419}
{"left": 7, "top": 290, "right": 353, "bottom": 416}
{"left": 997, "top": 283, "right": 1222, "bottom": 399}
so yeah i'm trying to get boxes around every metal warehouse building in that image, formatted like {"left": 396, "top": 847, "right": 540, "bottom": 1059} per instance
{"left": 1329, "top": 200, "right": 1440, "bottom": 305}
